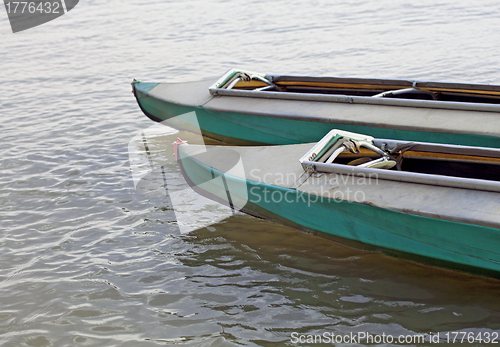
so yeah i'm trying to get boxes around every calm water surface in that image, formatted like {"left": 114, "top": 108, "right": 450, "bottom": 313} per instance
{"left": 1, "top": 0, "right": 500, "bottom": 346}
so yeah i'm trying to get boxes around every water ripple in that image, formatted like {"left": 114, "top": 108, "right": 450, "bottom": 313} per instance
{"left": 1, "top": 0, "right": 500, "bottom": 345}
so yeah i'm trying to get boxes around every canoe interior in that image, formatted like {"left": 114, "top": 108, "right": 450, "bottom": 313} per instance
{"left": 230, "top": 75, "right": 500, "bottom": 105}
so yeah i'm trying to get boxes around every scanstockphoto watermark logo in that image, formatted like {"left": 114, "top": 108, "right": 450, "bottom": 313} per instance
{"left": 128, "top": 111, "right": 377, "bottom": 233}
{"left": 247, "top": 169, "right": 377, "bottom": 207}
{"left": 3, "top": 0, "right": 79, "bottom": 33}
{"left": 290, "top": 330, "right": 500, "bottom": 345}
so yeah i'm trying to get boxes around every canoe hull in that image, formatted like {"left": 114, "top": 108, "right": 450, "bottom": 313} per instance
{"left": 133, "top": 78, "right": 500, "bottom": 147}
{"left": 177, "top": 145, "right": 500, "bottom": 278}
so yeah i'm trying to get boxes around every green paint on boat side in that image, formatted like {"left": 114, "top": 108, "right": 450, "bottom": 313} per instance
{"left": 178, "top": 148, "right": 500, "bottom": 276}
{"left": 136, "top": 95, "right": 500, "bottom": 148}
{"left": 133, "top": 82, "right": 159, "bottom": 99}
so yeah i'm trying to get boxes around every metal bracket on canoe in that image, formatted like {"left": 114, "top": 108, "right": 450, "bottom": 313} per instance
{"left": 299, "top": 129, "right": 397, "bottom": 171}
{"left": 372, "top": 87, "right": 437, "bottom": 100}
{"left": 209, "top": 69, "right": 276, "bottom": 94}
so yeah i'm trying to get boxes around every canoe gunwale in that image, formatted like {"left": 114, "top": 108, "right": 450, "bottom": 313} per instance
{"left": 209, "top": 88, "right": 500, "bottom": 113}
{"left": 302, "top": 160, "right": 500, "bottom": 193}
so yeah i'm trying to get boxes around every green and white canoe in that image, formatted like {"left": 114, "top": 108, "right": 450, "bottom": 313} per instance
{"left": 174, "top": 130, "right": 500, "bottom": 277}
{"left": 133, "top": 69, "right": 500, "bottom": 147}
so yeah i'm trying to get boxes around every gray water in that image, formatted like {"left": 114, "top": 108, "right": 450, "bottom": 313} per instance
{"left": 1, "top": 0, "right": 500, "bottom": 346}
